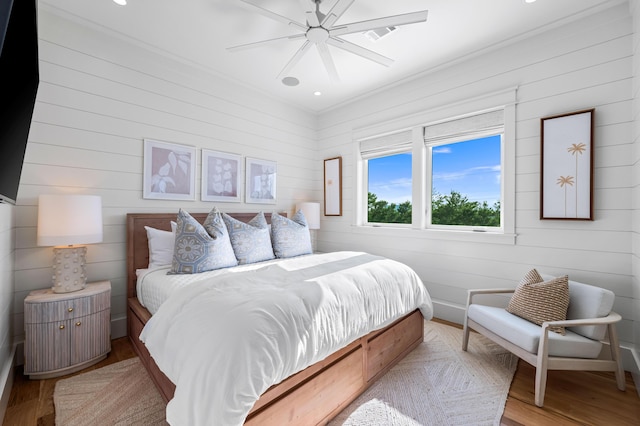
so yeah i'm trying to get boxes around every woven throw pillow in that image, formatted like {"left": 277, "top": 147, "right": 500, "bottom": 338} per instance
{"left": 169, "top": 208, "right": 237, "bottom": 274}
{"left": 507, "top": 270, "right": 570, "bottom": 335}
{"left": 222, "top": 212, "right": 275, "bottom": 264}
{"left": 271, "top": 211, "right": 312, "bottom": 258}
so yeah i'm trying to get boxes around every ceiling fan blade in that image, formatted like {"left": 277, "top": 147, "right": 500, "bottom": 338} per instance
{"left": 298, "top": 0, "right": 320, "bottom": 27}
{"left": 238, "top": 0, "right": 307, "bottom": 31}
{"left": 227, "top": 34, "right": 306, "bottom": 52}
{"left": 277, "top": 40, "right": 313, "bottom": 79}
{"left": 322, "top": 0, "right": 355, "bottom": 28}
{"left": 330, "top": 10, "right": 428, "bottom": 37}
{"left": 327, "top": 37, "right": 393, "bottom": 67}
{"left": 316, "top": 42, "right": 340, "bottom": 83}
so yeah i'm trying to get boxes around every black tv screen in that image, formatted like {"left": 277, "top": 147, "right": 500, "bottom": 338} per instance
{"left": 0, "top": 0, "right": 39, "bottom": 204}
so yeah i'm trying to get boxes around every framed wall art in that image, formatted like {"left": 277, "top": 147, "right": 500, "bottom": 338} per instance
{"left": 540, "top": 109, "right": 594, "bottom": 220}
{"left": 143, "top": 139, "right": 196, "bottom": 201}
{"left": 245, "top": 157, "right": 276, "bottom": 204}
{"left": 324, "top": 156, "right": 342, "bottom": 216}
{"left": 201, "top": 150, "right": 242, "bottom": 202}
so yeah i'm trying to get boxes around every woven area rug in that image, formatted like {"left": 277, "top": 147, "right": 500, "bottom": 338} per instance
{"left": 329, "top": 321, "right": 518, "bottom": 426}
{"left": 53, "top": 321, "right": 517, "bottom": 425}
{"left": 54, "top": 357, "right": 167, "bottom": 425}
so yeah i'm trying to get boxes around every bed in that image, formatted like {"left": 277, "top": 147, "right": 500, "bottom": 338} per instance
{"left": 126, "top": 212, "right": 433, "bottom": 425}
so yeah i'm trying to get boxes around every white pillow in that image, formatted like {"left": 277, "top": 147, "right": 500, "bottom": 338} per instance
{"left": 145, "top": 221, "right": 177, "bottom": 268}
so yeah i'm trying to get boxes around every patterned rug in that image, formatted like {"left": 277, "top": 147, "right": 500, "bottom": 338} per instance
{"left": 329, "top": 321, "right": 518, "bottom": 425}
{"left": 53, "top": 321, "right": 517, "bottom": 425}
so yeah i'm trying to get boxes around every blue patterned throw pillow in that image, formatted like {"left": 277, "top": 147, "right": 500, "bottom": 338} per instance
{"left": 222, "top": 212, "right": 275, "bottom": 264}
{"left": 169, "top": 208, "right": 238, "bottom": 274}
{"left": 271, "top": 210, "right": 312, "bottom": 258}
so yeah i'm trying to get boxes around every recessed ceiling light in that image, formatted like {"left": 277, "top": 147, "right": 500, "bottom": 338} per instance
{"left": 281, "top": 76, "right": 299, "bottom": 86}
{"left": 313, "top": 91, "right": 322, "bottom": 96}
{"left": 524, "top": 0, "right": 537, "bottom": 3}
{"left": 113, "top": 0, "right": 127, "bottom": 6}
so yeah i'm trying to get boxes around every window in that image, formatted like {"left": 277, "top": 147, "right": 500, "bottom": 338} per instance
{"left": 424, "top": 109, "right": 504, "bottom": 230}
{"left": 367, "top": 152, "right": 412, "bottom": 224}
{"left": 430, "top": 135, "right": 502, "bottom": 228}
{"left": 360, "top": 130, "right": 413, "bottom": 225}
{"left": 357, "top": 101, "right": 515, "bottom": 240}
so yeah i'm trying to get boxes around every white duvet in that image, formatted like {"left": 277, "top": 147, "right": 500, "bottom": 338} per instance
{"left": 139, "top": 251, "right": 433, "bottom": 425}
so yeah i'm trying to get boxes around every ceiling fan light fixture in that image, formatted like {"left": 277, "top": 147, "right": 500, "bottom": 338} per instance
{"left": 230, "top": 0, "right": 428, "bottom": 83}
{"left": 363, "top": 26, "right": 398, "bottom": 42}
{"left": 281, "top": 76, "right": 300, "bottom": 86}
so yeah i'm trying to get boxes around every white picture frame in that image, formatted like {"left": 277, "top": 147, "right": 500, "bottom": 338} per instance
{"left": 245, "top": 157, "right": 276, "bottom": 204}
{"left": 143, "top": 139, "right": 196, "bottom": 201}
{"left": 201, "top": 150, "right": 242, "bottom": 202}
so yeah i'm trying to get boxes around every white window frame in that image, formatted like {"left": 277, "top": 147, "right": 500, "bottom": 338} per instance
{"left": 354, "top": 87, "right": 516, "bottom": 244}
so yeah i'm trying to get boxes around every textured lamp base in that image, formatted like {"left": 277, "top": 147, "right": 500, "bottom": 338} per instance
{"left": 52, "top": 246, "right": 87, "bottom": 293}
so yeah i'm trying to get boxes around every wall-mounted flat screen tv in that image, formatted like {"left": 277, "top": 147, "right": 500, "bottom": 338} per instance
{"left": 0, "top": 0, "right": 39, "bottom": 205}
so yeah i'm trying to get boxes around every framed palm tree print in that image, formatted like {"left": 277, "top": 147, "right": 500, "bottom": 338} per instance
{"left": 540, "top": 109, "right": 594, "bottom": 220}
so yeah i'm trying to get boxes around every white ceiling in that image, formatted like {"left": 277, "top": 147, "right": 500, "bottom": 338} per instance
{"left": 40, "top": 0, "right": 624, "bottom": 112}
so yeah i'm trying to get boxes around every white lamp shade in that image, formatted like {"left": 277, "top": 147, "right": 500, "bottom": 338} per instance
{"left": 37, "top": 195, "right": 103, "bottom": 246}
{"left": 296, "top": 202, "right": 320, "bottom": 230}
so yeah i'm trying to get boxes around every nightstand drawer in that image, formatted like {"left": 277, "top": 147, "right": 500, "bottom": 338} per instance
{"left": 24, "top": 281, "right": 111, "bottom": 323}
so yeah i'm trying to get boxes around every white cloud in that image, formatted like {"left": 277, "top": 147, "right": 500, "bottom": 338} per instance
{"left": 433, "top": 147, "right": 452, "bottom": 154}
{"left": 433, "top": 165, "right": 500, "bottom": 181}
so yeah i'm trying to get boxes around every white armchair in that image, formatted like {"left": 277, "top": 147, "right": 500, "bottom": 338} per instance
{"left": 462, "top": 278, "right": 626, "bottom": 407}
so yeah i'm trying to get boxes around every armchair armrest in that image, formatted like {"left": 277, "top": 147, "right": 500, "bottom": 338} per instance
{"left": 466, "top": 288, "right": 515, "bottom": 308}
{"left": 540, "top": 311, "right": 622, "bottom": 330}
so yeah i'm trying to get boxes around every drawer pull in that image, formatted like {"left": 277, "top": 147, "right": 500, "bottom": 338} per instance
{"left": 67, "top": 307, "right": 73, "bottom": 313}
{"left": 75, "top": 322, "right": 82, "bottom": 327}
{"left": 59, "top": 325, "right": 65, "bottom": 330}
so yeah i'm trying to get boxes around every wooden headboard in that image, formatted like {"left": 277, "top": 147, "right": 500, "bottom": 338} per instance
{"left": 126, "top": 212, "right": 283, "bottom": 299}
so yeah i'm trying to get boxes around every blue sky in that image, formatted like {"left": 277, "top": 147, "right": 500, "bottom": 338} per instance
{"left": 368, "top": 135, "right": 501, "bottom": 205}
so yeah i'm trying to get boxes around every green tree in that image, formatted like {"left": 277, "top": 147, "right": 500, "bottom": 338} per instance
{"left": 368, "top": 190, "right": 500, "bottom": 227}
{"left": 368, "top": 192, "right": 412, "bottom": 224}
{"left": 432, "top": 190, "right": 500, "bottom": 226}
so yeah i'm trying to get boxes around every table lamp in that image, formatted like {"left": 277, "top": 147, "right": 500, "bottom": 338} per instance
{"left": 37, "top": 194, "right": 103, "bottom": 293}
{"left": 296, "top": 202, "right": 320, "bottom": 252}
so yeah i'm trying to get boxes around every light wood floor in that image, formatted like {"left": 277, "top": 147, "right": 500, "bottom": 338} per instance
{"left": 3, "top": 329, "right": 639, "bottom": 425}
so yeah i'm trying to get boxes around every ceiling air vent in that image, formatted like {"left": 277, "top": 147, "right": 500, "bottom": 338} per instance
{"left": 363, "top": 26, "right": 398, "bottom": 42}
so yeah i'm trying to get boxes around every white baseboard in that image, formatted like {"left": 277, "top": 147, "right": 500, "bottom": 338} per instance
{"left": 431, "top": 299, "right": 640, "bottom": 375}
{"left": 0, "top": 343, "right": 16, "bottom": 423}
{"left": 111, "top": 315, "right": 127, "bottom": 339}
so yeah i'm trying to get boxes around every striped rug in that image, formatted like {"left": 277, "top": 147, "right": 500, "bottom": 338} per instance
{"left": 54, "top": 321, "right": 517, "bottom": 425}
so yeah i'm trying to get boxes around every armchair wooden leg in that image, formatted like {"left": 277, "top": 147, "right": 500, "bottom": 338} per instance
{"left": 535, "top": 327, "right": 551, "bottom": 407}
{"left": 608, "top": 323, "right": 627, "bottom": 391}
{"left": 462, "top": 319, "right": 470, "bottom": 351}
{"left": 534, "top": 359, "right": 548, "bottom": 407}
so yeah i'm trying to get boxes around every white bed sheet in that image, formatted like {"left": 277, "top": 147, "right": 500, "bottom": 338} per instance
{"left": 139, "top": 251, "right": 433, "bottom": 426}
{"left": 136, "top": 257, "right": 284, "bottom": 315}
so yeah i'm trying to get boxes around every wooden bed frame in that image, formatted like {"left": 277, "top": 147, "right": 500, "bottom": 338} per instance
{"left": 126, "top": 212, "right": 424, "bottom": 425}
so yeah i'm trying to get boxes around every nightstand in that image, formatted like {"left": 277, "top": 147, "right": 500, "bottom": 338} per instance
{"left": 24, "top": 280, "right": 111, "bottom": 379}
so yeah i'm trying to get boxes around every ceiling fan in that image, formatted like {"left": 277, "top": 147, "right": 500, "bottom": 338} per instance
{"left": 227, "top": 0, "right": 428, "bottom": 83}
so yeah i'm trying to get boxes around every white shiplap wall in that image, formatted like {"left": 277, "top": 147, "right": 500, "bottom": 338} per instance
{"left": 317, "top": 3, "right": 637, "bottom": 362}
{"left": 630, "top": 0, "right": 640, "bottom": 369}
{"left": 11, "top": 9, "right": 319, "bottom": 344}
{"left": 0, "top": 203, "right": 14, "bottom": 420}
